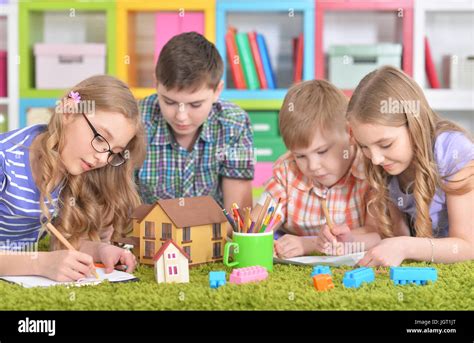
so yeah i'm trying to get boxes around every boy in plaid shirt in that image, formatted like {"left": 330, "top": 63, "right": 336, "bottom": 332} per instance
{"left": 136, "top": 32, "right": 254, "bottom": 230}
{"left": 254, "top": 80, "right": 381, "bottom": 258}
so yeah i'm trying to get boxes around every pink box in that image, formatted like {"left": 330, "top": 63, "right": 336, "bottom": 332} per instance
{"left": 252, "top": 162, "right": 273, "bottom": 187}
{"left": 34, "top": 43, "right": 106, "bottom": 89}
{"left": 0, "top": 51, "right": 6, "bottom": 97}
{"left": 229, "top": 266, "right": 268, "bottom": 285}
{"left": 154, "top": 12, "right": 204, "bottom": 65}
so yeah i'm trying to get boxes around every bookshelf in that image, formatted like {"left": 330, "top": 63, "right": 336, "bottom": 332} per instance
{"left": 116, "top": 0, "right": 216, "bottom": 99}
{"left": 0, "top": 1, "right": 18, "bottom": 132}
{"left": 414, "top": 0, "right": 474, "bottom": 117}
{"left": 315, "top": 0, "right": 414, "bottom": 96}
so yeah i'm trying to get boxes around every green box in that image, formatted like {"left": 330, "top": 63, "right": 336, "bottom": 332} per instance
{"left": 248, "top": 111, "right": 279, "bottom": 138}
{"left": 329, "top": 43, "right": 402, "bottom": 89}
{"left": 254, "top": 137, "right": 287, "bottom": 162}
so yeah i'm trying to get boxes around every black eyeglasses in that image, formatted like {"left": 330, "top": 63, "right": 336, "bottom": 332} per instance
{"left": 81, "top": 113, "right": 127, "bottom": 167}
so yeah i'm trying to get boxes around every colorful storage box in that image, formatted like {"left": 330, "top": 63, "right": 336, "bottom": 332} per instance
{"left": 34, "top": 43, "right": 106, "bottom": 89}
{"left": 0, "top": 50, "right": 6, "bottom": 97}
{"left": 328, "top": 43, "right": 402, "bottom": 89}
{"left": 254, "top": 137, "right": 287, "bottom": 162}
{"left": 248, "top": 111, "right": 279, "bottom": 137}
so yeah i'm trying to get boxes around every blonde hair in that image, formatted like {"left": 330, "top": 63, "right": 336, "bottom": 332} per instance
{"left": 279, "top": 80, "right": 348, "bottom": 150}
{"left": 347, "top": 66, "right": 473, "bottom": 238}
{"left": 35, "top": 75, "right": 146, "bottom": 248}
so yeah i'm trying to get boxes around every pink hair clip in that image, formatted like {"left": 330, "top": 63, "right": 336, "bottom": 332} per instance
{"left": 69, "top": 91, "right": 81, "bottom": 104}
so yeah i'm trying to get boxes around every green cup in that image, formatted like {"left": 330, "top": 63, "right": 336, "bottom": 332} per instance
{"left": 224, "top": 232, "right": 273, "bottom": 272}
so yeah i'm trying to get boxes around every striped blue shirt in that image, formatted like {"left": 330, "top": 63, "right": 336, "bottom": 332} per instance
{"left": 0, "top": 125, "right": 61, "bottom": 250}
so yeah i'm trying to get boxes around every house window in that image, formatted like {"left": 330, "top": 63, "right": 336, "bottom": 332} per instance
{"left": 212, "top": 223, "right": 222, "bottom": 239}
{"left": 183, "top": 227, "right": 191, "bottom": 241}
{"left": 183, "top": 246, "right": 191, "bottom": 260}
{"left": 167, "top": 253, "right": 176, "bottom": 259}
{"left": 145, "top": 241, "right": 155, "bottom": 258}
{"left": 162, "top": 223, "right": 172, "bottom": 240}
{"left": 213, "top": 242, "right": 222, "bottom": 258}
{"left": 145, "top": 221, "right": 155, "bottom": 238}
{"left": 168, "top": 265, "right": 179, "bottom": 275}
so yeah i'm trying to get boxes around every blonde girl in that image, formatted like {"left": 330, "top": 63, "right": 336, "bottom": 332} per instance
{"left": 346, "top": 66, "right": 473, "bottom": 266}
{"left": 0, "top": 75, "right": 146, "bottom": 281}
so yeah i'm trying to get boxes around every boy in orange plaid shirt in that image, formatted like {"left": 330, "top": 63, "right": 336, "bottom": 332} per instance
{"left": 253, "top": 80, "right": 381, "bottom": 258}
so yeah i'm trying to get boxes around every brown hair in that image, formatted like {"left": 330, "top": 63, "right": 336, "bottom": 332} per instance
{"left": 279, "top": 79, "right": 348, "bottom": 150}
{"left": 347, "top": 66, "right": 473, "bottom": 238}
{"left": 36, "top": 75, "right": 146, "bottom": 248}
{"left": 155, "top": 32, "right": 223, "bottom": 91}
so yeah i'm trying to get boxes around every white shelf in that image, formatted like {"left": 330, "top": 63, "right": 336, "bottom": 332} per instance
{"left": 414, "top": 0, "right": 474, "bottom": 113}
{"left": 424, "top": 89, "right": 474, "bottom": 111}
{"left": 0, "top": 2, "right": 18, "bottom": 131}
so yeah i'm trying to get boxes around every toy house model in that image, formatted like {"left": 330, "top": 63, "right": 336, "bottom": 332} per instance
{"left": 153, "top": 240, "right": 190, "bottom": 283}
{"left": 128, "top": 196, "right": 228, "bottom": 266}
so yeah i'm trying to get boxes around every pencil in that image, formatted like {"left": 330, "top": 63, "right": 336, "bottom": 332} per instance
{"left": 243, "top": 207, "right": 250, "bottom": 233}
{"left": 255, "top": 195, "right": 272, "bottom": 233}
{"left": 46, "top": 222, "right": 99, "bottom": 279}
{"left": 321, "top": 199, "right": 334, "bottom": 234}
{"left": 222, "top": 208, "right": 238, "bottom": 232}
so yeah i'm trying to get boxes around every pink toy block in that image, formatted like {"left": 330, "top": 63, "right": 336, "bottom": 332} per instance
{"left": 229, "top": 266, "right": 268, "bottom": 285}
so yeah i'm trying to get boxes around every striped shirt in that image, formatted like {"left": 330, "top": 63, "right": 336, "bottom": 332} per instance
{"left": 258, "top": 149, "right": 370, "bottom": 236}
{"left": 136, "top": 94, "right": 255, "bottom": 207}
{"left": 0, "top": 125, "right": 61, "bottom": 250}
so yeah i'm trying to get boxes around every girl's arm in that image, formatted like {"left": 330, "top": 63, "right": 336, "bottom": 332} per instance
{"left": 402, "top": 163, "right": 473, "bottom": 263}
{"left": 360, "top": 163, "right": 473, "bottom": 266}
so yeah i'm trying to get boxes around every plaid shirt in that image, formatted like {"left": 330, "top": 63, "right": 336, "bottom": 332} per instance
{"left": 137, "top": 94, "right": 254, "bottom": 207}
{"left": 258, "top": 149, "right": 369, "bottom": 236}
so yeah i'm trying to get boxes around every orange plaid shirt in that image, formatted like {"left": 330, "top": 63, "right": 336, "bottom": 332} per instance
{"left": 258, "top": 149, "right": 370, "bottom": 236}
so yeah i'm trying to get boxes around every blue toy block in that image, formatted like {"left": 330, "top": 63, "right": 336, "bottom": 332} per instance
{"left": 311, "top": 265, "right": 332, "bottom": 278}
{"left": 343, "top": 267, "right": 375, "bottom": 288}
{"left": 390, "top": 267, "right": 437, "bottom": 286}
{"left": 209, "top": 271, "right": 226, "bottom": 289}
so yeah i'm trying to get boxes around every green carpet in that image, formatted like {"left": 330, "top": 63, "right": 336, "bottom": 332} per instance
{"left": 0, "top": 238, "right": 472, "bottom": 310}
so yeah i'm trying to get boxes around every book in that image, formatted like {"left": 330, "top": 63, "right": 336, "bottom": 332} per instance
{"left": 235, "top": 32, "right": 261, "bottom": 90}
{"left": 293, "top": 33, "right": 304, "bottom": 83}
{"left": 248, "top": 31, "right": 268, "bottom": 89}
{"left": 256, "top": 33, "right": 276, "bottom": 89}
{"left": 0, "top": 267, "right": 138, "bottom": 288}
{"left": 425, "top": 36, "right": 440, "bottom": 89}
{"left": 225, "top": 29, "right": 247, "bottom": 89}
{"left": 274, "top": 252, "right": 365, "bottom": 267}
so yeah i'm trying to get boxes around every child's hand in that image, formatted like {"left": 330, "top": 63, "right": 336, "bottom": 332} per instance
{"left": 97, "top": 244, "right": 137, "bottom": 273}
{"left": 274, "top": 235, "right": 307, "bottom": 258}
{"left": 39, "top": 250, "right": 94, "bottom": 282}
{"left": 357, "top": 237, "right": 406, "bottom": 267}
{"left": 316, "top": 224, "right": 354, "bottom": 255}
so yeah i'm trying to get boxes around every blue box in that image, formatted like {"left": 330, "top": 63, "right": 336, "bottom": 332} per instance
{"left": 343, "top": 267, "right": 375, "bottom": 288}
{"left": 209, "top": 271, "right": 227, "bottom": 289}
{"left": 390, "top": 267, "right": 437, "bottom": 286}
{"left": 311, "top": 265, "right": 332, "bottom": 278}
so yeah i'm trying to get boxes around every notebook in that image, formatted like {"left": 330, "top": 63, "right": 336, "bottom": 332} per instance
{"left": 274, "top": 252, "right": 366, "bottom": 267}
{"left": 0, "top": 267, "right": 138, "bottom": 288}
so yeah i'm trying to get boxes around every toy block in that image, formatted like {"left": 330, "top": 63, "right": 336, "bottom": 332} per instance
{"left": 229, "top": 266, "right": 268, "bottom": 285}
{"left": 209, "top": 271, "right": 226, "bottom": 289}
{"left": 312, "top": 274, "right": 334, "bottom": 291}
{"left": 343, "top": 267, "right": 375, "bottom": 288}
{"left": 311, "top": 265, "right": 332, "bottom": 278}
{"left": 390, "top": 267, "right": 437, "bottom": 286}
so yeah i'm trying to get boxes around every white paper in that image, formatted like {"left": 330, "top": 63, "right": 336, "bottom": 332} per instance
{"left": 0, "top": 268, "right": 137, "bottom": 288}
{"left": 273, "top": 252, "right": 366, "bottom": 267}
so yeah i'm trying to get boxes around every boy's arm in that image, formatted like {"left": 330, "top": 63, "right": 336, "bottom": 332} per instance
{"left": 222, "top": 178, "right": 253, "bottom": 235}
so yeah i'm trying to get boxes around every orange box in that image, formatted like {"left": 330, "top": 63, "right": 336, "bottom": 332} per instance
{"left": 312, "top": 274, "right": 334, "bottom": 291}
